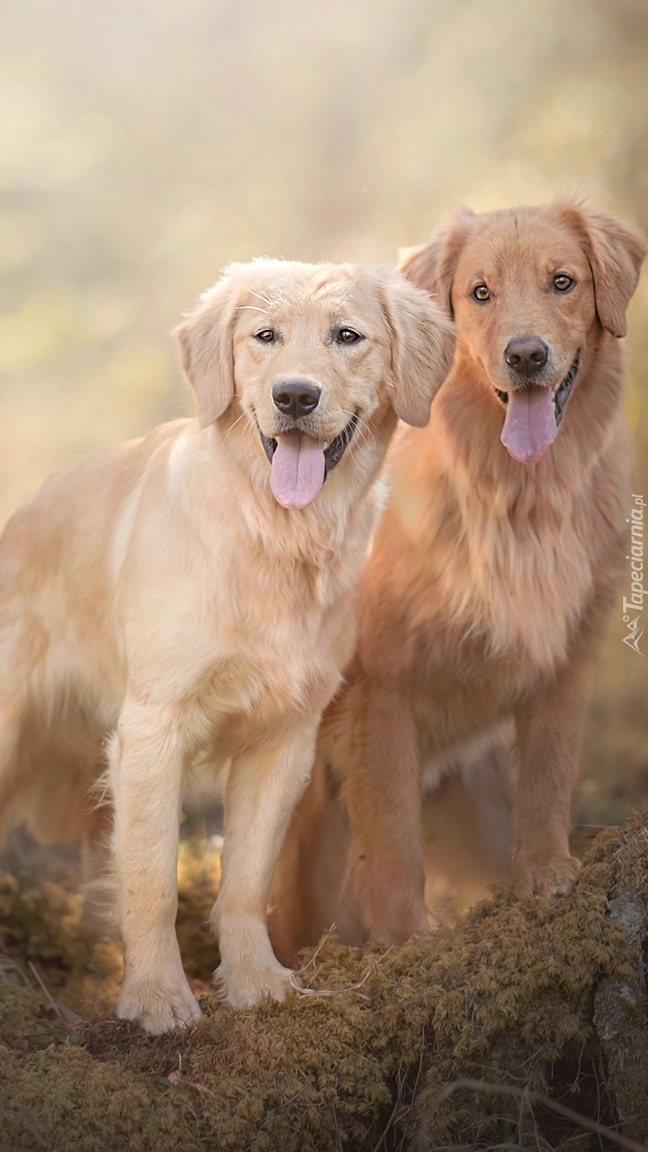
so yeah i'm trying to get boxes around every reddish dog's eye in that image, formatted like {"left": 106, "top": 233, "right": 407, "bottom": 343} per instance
{"left": 336, "top": 327, "right": 363, "bottom": 344}
{"left": 472, "top": 284, "right": 490, "bottom": 302}
{"left": 553, "top": 273, "right": 576, "bottom": 293}
{"left": 255, "top": 329, "right": 275, "bottom": 342}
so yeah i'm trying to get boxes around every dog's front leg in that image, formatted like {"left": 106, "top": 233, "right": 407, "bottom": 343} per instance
{"left": 342, "top": 680, "right": 428, "bottom": 944}
{"left": 110, "top": 697, "right": 201, "bottom": 1034}
{"left": 211, "top": 718, "right": 319, "bottom": 1006}
{"left": 511, "top": 661, "right": 586, "bottom": 898}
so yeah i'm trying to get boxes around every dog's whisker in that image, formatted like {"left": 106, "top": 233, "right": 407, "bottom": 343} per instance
{"left": 221, "top": 408, "right": 248, "bottom": 443}
{"left": 333, "top": 410, "right": 373, "bottom": 456}
{"left": 248, "top": 289, "right": 278, "bottom": 308}
{"left": 334, "top": 274, "right": 361, "bottom": 310}
{"left": 236, "top": 304, "right": 273, "bottom": 316}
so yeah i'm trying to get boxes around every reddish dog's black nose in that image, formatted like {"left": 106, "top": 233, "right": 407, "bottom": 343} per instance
{"left": 504, "top": 337, "right": 549, "bottom": 376}
{"left": 272, "top": 379, "right": 321, "bottom": 418}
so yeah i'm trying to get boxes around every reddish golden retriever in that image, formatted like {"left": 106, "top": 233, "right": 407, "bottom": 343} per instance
{"left": 271, "top": 203, "right": 647, "bottom": 958}
{"left": 0, "top": 259, "right": 455, "bottom": 1032}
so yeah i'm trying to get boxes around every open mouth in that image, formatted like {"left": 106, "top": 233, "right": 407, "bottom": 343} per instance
{"left": 494, "top": 356, "right": 580, "bottom": 425}
{"left": 495, "top": 357, "right": 580, "bottom": 465}
{"left": 259, "top": 414, "right": 359, "bottom": 509}
{"left": 552, "top": 356, "right": 579, "bottom": 426}
{"left": 260, "top": 413, "right": 358, "bottom": 472}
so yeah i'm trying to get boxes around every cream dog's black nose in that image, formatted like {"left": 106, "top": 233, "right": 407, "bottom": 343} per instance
{"left": 272, "top": 379, "right": 321, "bottom": 418}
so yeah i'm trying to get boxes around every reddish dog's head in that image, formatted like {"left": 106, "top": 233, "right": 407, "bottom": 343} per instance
{"left": 400, "top": 202, "right": 646, "bottom": 464}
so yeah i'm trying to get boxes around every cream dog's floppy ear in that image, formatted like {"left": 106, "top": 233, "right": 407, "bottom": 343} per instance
{"left": 175, "top": 266, "right": 244, "bottom": 427}
{"left": 398, "top": 205, "right": 476, "bottom": 319}
{"left": 557, "top": 203, "right": 647, "bottom": 338}
{"left": 380, "top": 271, "right": 456, "bottom": 428}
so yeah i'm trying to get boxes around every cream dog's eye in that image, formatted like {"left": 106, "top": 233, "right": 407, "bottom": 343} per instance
{"left": 255, "top": 329, "right": 275, "bottom": 342}
{"left": 336, "top": 327, "right": 363, "bottom": 344}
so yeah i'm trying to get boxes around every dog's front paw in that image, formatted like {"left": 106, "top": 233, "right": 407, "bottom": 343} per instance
{"left": 214, "top": 958, "right": 298, "bottom": 1008}
{"left": 117, "top": 974, "right": 202, "bottom": 1034}
{"left": 512, "top": 847, "right": 581, "bottom": 899}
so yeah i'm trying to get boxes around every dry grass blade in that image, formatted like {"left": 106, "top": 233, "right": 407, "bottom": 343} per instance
{"left": 291, "top": 934, "right": 394, "bottom": 999}
{"left": 433, "top": 1077, "right": 648, "bottom": 1152}
{"left": 331, "top": 1104, "right": 344, "bottom": 1152}
{"left": 27, "top": 960, "right": 81, "bottom": 1024}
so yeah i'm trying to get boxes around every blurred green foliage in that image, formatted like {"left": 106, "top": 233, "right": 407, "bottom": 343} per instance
{"left": 0, "top": 0, "right": 646, "bottom": 808}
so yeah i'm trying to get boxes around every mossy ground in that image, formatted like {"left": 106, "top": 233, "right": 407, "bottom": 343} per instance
{"left": 1, "top": 818, "right": 647, "bottom": 1152}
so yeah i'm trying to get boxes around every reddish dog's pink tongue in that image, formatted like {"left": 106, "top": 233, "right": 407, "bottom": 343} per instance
{"left": 270, "top": 431, "right": 326, "bottom": 509}
{"left": 501, "top": 386, "right": 557, "bottom": 464}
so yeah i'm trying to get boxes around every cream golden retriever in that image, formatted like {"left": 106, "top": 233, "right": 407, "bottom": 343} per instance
{"left": 271, "top": 203, "right": 647, "bottom": 959}
{"left": 0, "top": 258, "right": 455, "bottom": 1032}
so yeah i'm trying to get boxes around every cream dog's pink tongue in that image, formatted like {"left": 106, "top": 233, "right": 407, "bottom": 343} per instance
{"left": 500, "top": 385, "right": 558, "bottom": 464}
{"left": 270, "top": 430, "right": 326, "bottom": 508}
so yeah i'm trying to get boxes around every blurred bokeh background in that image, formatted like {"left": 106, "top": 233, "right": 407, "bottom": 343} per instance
{"left": 0, "top": 0, "right": 646, "bottom": 822}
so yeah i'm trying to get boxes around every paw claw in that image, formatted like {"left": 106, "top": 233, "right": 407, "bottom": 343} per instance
{"left": 117, "top": 978, "right": 202, "bottom": 1034}
{"left": 512, "top": 852, "right": 581, "bottom": 899}
{"left": 215, "top": 961, "right": 296, "bottom": 1007}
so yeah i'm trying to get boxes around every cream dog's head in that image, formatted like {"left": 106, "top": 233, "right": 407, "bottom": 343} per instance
{"left": 176, "top": 259, "right": 455, "bottom": 508}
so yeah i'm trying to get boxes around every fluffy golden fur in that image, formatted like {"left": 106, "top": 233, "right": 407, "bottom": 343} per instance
{"left": 0, "top": 258, "right": 455, "bottom": 1032}
{"left": 271, "top": 203, "right": 647, "bottom": 960}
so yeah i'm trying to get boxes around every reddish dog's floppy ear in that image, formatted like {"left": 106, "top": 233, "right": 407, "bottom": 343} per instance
{"left": 175, "top": 269, "right": 240, "bottom": 427}
{"left": 558, "top": 204, "right": 648, "bottom": 338}
{"left": 380, "top": 272, "right": 456, "bottom": 428}
{"left": 398, "top": 206, "right": 476, "bottom": 318}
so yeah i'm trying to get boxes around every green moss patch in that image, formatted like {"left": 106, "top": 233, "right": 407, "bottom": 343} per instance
{"left": 1, "top": 817, "right": 647, "bottom": 1151}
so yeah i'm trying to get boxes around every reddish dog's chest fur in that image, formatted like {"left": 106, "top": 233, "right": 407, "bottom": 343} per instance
{"left": 359, "top": 352, "right": 632, "bottom": 742}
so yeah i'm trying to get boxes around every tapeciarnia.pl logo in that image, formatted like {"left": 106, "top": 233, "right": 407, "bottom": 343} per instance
{"left": 622, "top": 494, "right": 645, "bottom": 656}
